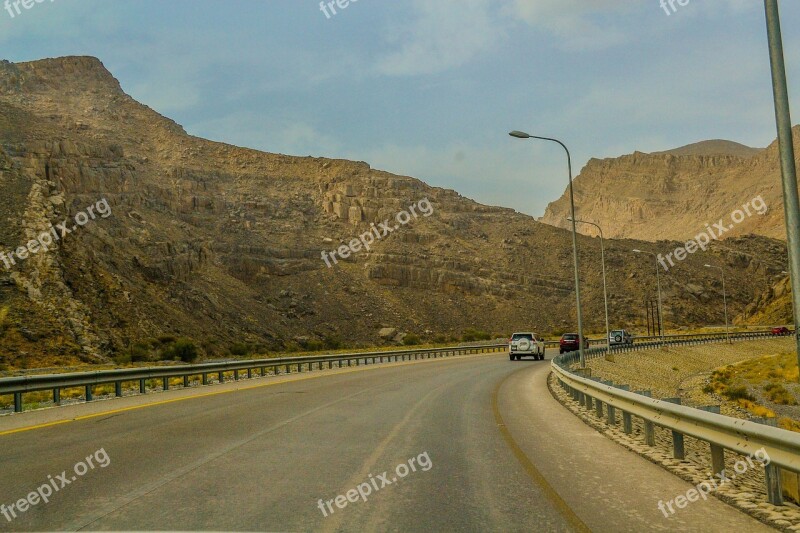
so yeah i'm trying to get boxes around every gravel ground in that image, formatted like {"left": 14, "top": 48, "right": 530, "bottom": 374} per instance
{"left": 551, "top": 337, "right": 800, "bottom": 531}
{"left": 584, "top": 338, "right": 797, "bottom": 418}
{"left": 550, "top": 373, "right": 800, "bottom": 530}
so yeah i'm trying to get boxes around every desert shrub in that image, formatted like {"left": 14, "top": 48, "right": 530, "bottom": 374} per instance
{"left": 403, "top": 333, "right": 422, "bottom": 346}
{"left": 433, "top": 335, "right": 448, "bottom": 344}
{"left": 323, "top": 335, "right": 343, "bottom": 350}
{"left": 462, "top": 329, "right": 491, "bottom": 342}
{"left": 0, "top": 306, "right": 9, "bottom": 335}
{"left": 305, "top": 339, "right": 325, "bottom": 351}
{"left": 763, "top": 382, "right": 798, "bottom": 405}
{"left": 157, "top": 335, "right": 176, "bottom": 345}
{"left": 129, "top": 342, "right": 151, "bottom": 363}
{"left": 163, "top": 338, "right": 198, "bottom": 363}
{"left": 710, "top": 369, "right": 733, "bottom": 385}
{"left": 723, "top": 385, "right": 754, "bottom": 402}
{"left": 230, "top": 343, "right": 252, "bottom": 357}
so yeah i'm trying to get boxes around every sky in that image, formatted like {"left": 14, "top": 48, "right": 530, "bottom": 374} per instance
{"left": 1, "top": 0, "right": 799, "bottom": 217}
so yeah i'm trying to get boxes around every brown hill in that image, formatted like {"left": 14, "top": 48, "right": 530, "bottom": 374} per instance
{"left": 0, "top": 56, "right": 790, "bottom": 369}
{"left": 540, "top": 132, "right": 799, "bottom": 241}
{"left": 655, "top": 140, "right": 763, "bottom": 158}
{"left": 737, "top": 274, "right": 794, "bottom": 326}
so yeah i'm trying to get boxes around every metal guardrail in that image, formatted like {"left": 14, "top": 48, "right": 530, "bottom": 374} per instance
{"left": 551, "top": 329, "right": 800, "bottom": 505}
{"left": 0, "top": 330, "right": 776, "bottom": 412}
{"left": 0, "top": 344, "right": 508, "bottom": 413}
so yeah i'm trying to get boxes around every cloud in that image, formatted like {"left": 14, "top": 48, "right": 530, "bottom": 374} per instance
{"left": 376, "top": 0, "right": 504, "bottom": 76}
{"left": 507, "top": 0, "right": 636, "bottom": 50}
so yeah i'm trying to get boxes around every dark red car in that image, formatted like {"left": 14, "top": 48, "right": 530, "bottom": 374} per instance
{"left": 771, "top": 326, "right": 792, "bottom": 336}
{"left": 559, "top": 333, "right": 589, "bottom": 354}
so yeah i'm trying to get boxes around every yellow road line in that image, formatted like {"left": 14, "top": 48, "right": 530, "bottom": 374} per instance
{"left": 492, "top": 367, "right": 591, "bottom": 532}
{"left": 0, "top": 351, "right": 500, "bottom": 437}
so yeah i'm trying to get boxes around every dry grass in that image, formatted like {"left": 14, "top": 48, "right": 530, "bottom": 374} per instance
{"left": 585, "top": 337, "right": 800, "bottom": 431}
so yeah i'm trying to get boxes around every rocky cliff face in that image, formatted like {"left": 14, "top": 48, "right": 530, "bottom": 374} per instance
{"left": 541, "top": 132, "right": 799, "bottom": 242}
{"left": 0, "top": 57, "right": 790, "bottom": 368}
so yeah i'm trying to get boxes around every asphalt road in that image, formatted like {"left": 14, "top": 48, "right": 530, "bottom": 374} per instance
{"left": 0, "top": 353, "right": 772, "bottom": 532}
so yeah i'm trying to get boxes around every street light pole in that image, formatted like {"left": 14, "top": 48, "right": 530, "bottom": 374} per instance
{"left": 633, "top": 249, "right": 665, "bottom": 346}
{"left": 510, "top": 131, "right": 586, "bottom": 368}
{"left": 570, "top": 217, "right": 610, "bottom": 357}
{"left": 765, "top": 0, "right": 800, "bottom": 378}
{"left": 705, "top": 264, "right": 731, "bottom": 344}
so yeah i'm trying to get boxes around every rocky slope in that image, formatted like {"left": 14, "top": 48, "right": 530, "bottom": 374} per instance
{"left": 0, "top": 56, "right": 791, "bottom": 368}
{"left": 737, "top": 274, "right": 794, "bottom": 326}
{"left": 541, "top": 132, "right": 799, "bottom": 241}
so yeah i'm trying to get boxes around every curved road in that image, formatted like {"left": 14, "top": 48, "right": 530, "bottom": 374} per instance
{"left": 0, "top": 353, "right": 771, "bottom": 532}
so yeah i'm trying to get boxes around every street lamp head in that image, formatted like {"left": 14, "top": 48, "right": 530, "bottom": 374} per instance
{"left": 704, "top": 264, "right": 712, "bottom": 268}
{"left": 632, "top": 249, "right": 642, "bottom": 254}
{"left": 509, "top": 130, "right": 531, "bottom": 139}
{"left": 566, "top": 216, "right": 573, "bottom": 222}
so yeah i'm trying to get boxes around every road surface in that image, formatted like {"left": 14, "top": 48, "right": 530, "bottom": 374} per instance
{"left": 0, "top": 353, "right": 771, "bottom": 532}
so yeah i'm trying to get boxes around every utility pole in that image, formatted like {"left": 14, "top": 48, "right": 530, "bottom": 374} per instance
{"left": 765, "top": 0, "right": 800, "bottom": 378}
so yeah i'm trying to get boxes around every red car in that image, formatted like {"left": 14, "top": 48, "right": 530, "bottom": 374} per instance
{"left": 559, "top": 333, "right": 590, "bottom": 354}
{"left": 771, "top": 326, "right": 792, "bottom": 336}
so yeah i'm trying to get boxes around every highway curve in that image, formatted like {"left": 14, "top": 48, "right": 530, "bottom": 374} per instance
{"left": 0, "top": 353, "right": 772, "bottom": 532}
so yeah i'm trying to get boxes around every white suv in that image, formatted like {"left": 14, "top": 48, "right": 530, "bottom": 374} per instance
{"left": 609, "top": 329, "right": 633, "bottom": 347}
{"left": 509, "top": 332, "right": 545, "bottom": 361}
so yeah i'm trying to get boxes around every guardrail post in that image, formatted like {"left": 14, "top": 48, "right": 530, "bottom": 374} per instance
{"left": 635, "top": 390, "right": 655, "bottom": 446}
{"left": 13, "top": 392, "right": 22, "bottom": 413}
{"left": 202, "top": 373, "right": 208, "bottom": 385}
{"left": 115, "top": 382, "right": 122, "bottom": 397}
{"left": 53, "top": 388, "right": 60, "bottom": 405}
{"left": 600, "top": 380, "right": 616, "bottom": 425}
{"left": 163, "top": 377, "right": 169, "bottom": 391}
{"left": 663, "top": 398, "right": 685, "bottom": 459}
{"left": 261, "top": 366, "right": 266, "bottom": 376}
{"left": 613, "top": 384, "right": 632, "bottom": 432}
{"left": 140, "top": 379, "right": 147, "bottom": 393}
{"left": 756, "top": 417, "right": 784, "bottom": 505}
{"left": 184, "top": 375, "right": 190, "bottom": 388}
{"left": 248, "top": 368, "right": 253, "bottom": 379}
{"left": 699, "top": 405, "right": 725, "bottom": 474}
{"left": 85, "top": 385, "right": 93, "bottom": 402}
{"left": 218, "top": 371, "right": 225, "bottom": 383}
{"left": 234, "top": 370, "right": 240, "bottom": 381}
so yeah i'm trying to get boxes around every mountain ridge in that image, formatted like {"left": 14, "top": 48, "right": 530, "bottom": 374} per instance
{"left": 0, "top": 56, "right": 790, "bottom": 369}
{"left": 540, "top": 128, "right": 800, "bottom": 242}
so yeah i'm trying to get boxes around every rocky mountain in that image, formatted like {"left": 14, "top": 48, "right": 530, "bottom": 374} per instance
{"left": 0, "top": 56, "right": 791, "bottom": 369}
{"left": 737, "top": 274, "right": 794, "bottom": 326}
{"left": 541, "top": 131, "right": 800, "bottom": 242}
{"left": 654, "top": 140, "right": 763, "bottom": 158}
